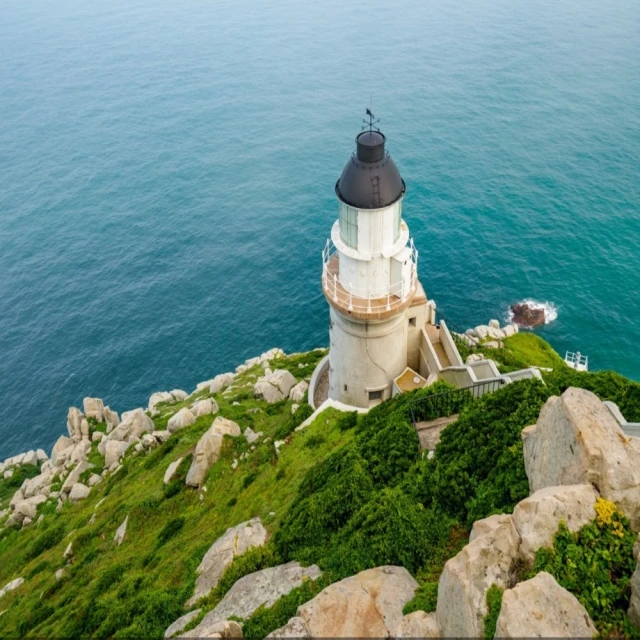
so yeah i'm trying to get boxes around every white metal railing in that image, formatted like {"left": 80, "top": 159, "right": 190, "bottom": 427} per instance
{"left": 322, "top": 239, "right": 419, "bottom": 314}
{"left": 565, "top": 351, "right": 589, "bottom": 371}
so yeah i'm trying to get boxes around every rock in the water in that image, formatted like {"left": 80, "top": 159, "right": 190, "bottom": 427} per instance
{"left": 186, "top": 418, "right": 241, "bottom": 487}
{"left": 395, "top": 611, "right": 441, "bottom": 638}
{"left": 167, "top": 407, "right": 196, "bottom": 434}
{"left": 67, "top": 407, "right": 84, "bottom": 441}
{"left": 495, "top": 571, "right": 597, "bottom": 637}
{"left": 186, "top": 562, "right": 321, "bottom": 637}
{"left": 289, "top": 380, "right": 309, "bottom": 403}
{"left": 297, "top": 565, "right": 417, "bottom": 638}
{"left": 210, "top": 373, "right": 235, "bottom": 394}
{"left": 164, "top": 457, "right": 183, "bottom": 485}
{"left": 266, "top": 617, "right": 311, "bottom": 638}
{"left": 523, "top": 387, "right": 640, "bottom": 528}
{"left": 114, "top": 515, "right": 128, "bottom": 546}
{"left": 510, "top": 302, "right": 545, "bottom": 327}
{"left": 191, "top": 398, "right": 219, "bottom": 418}
{"left": 69, "top": 483, "right": 91, "bottom": 502}
{"left": 105, "top": 440, "right": 131, "bottom": 467}
{"left": 436, "top": 513, "right": 521, "bottom": 637}
{"left": 187, "top": 518, "right": 267, "bottom": 606}
{"left": 512, "top": 484, "right": 598, "bottom": 564}
{"left": 164, "top": 609, "right": 201, "bottom": 639}
{"left": 83, "top": 397, "right": 105, "bottom": 422}
{"left": 0, "top": 577, "right": 24, "bottom": 599}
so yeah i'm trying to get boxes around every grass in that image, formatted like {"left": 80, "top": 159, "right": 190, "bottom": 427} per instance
{"left": 0, "top": 354, "right": 351, "bottom": 639}
{"left": 478, "top": 333, "right": 566, "bottom": 373}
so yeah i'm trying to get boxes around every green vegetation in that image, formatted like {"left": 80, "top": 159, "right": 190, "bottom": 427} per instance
{"left": 528, "top": 499, "right": 639, "bottom": 637}
{"left": 483, "top": 585, "right": 503, "bottom": 639}
{"left": 0, "top": 339, "right": 639, "bottom": 638}
{"left": 478, "top": 333, "right": 566, "bottom": 372}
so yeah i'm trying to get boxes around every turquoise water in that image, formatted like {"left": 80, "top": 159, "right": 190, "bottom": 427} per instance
{"left": 1, "top": 0, "right": 639, "bottom": 458}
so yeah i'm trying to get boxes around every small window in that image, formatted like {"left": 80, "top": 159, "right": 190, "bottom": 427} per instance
{"left": 369, "top": 390, "right": 383, "bottom": 401}
{"left": 409, "top": 316, "right": 416, "bottom": 327}
{"left": 344, "top": 384, "right": 348, "bottom": 392}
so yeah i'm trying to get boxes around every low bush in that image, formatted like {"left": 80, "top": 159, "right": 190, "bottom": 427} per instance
{"left": 403, "top": 581, "right": 438, "bottom": 614}
{"left": 24, "top": 524, "right": 65, "bottom": 562}
{"left": 483, "top": 585, "right": 503, "bottom": 639}
{"left": 156, "top": 517, "right": 185, "bottom": 547}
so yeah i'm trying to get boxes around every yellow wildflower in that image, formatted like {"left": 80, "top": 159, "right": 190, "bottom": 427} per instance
{"left": 594, "top": 498, "right": 617, "bottom": 527}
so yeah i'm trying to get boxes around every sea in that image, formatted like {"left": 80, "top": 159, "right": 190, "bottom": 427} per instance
{"left": 1, "top": 0, "right": 639, "bottom": 459}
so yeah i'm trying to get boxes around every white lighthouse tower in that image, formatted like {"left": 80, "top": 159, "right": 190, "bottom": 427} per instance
{"left": 321, "top": 115, "right": 431, "bottom": 408}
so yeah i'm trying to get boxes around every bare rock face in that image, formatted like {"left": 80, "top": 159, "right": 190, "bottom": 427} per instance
{"left": 149, "top": 391, "right": 174, "bottom": 414}
{"left": 185, "top": 562, "right": 321, "bottom": 638}
{"left": 297, "top": 566, "right": 417, "bottom": 638}
{"left": 191, "top": 398, "right": 219, "bottom": 418}
{"left": 167, "top": 408, "right": 196, "bottom": 434}
{"left": 104, "top": 406, "right": 120, "bottom": 430}
{"left": 289, "top": 380, "right": 309, "bottom": 403}
{"left": 164, "top": 457, "right": 183, "bottom": 485}
{"left": 83, "top": 397, "right": 105, "bottom": 422}
{"left": 0, "top": 577, "right": 24, "bottom": 599}
{"left": 469, "top": 513, "right": 512, "bottom": 543}
{"left": 513, "top": 484, "right": 599, "bottom": 564}
{"left": 210, "top": 373, "right": 235, "bottom": 394}
{"left": 436, "top": 513, "right": 521, "bottom": 637}
{"left": 51, "top": 435, "right": 73, "bottom": 467}
{"left": 254, "top": 369, "right": 298, "bottom": 404}
{"left": 523, "top": 387, "right": 640, "bottom": 529}
{"left": 181, "top": 619, "right": 242, "bottom": 639}
{"left": 164, "top": 609, "right": 201, "bottom": 639}
{"left": 510, "top": 302, "right": 545, "bottom": 327}
{"left": 67, "top": 407, "right": 85, "bottom": 441}
{"left": 61, "top": 461, "right": 91, "bottom": 495}
{"left": 185, "top": 417, "right": 241, "bottom": 487}
{"left": 187, "top": 517, "right": 268, "bottom": 607}
{"left": 69, "top": 482, "right": 91, "bottom": 502}
{"left": 266, "top": 617, "right": 312, "bottom": 638}
{"left": 105, "top": 440, "right": 131, "bottom": 467}
{"left": 114, "top": 515, "right": 128, "bottom": 546}
{"left": 396, "top": 611, "right": 441, "bottom": 638}
{"left": 496, "top": 571, "right": 597, "bottom": 637}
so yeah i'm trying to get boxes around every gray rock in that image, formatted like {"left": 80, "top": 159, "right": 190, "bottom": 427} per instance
{"left": 297, "top": 565, "right": 416, "bottom": 638}
{"left": 170, "top": 389, "right": 188, "bottom": 402}
{"left": 149, "top": 391, "right": 175, "bottom": 414}
{"left": 210, "top": 373, "right": 235, "bottom": 394}
{"left": 496, "top": 571, "right": 597, "bottom": 637}
{"left": 187, "top": 562, "right": 321, "bottom": 637}
{"left": 187, "top": 518, "right": 267, "bottom": 606}
{"left": 153, "top": 430, "right": 172, "bottom": 444}
{"left": 105, "top": 440, "right": 131, "bottom": 467}
{"left": 114, "top": 515, "right": 128, "bottom": 546}
{"left": 164, "top": 457, "right": 183, "bottom": 485}
{"left": 83, "top": 397, "right": 105, "bottom": 422}
{"left": 181, "top": 620, "right": 242, "bottom": 639}
{"left": 104, "top": 406, "right": 120, "bottom": 429}
{"left": 67, "top": 407, "right": 84, "bottom": 440}
{"left": 69, "top": 483, "right": 91, "bottom": 502}
{"left": 191, "top": 398, "right": 219, "bottom": 418}
{"left": 488, "top": 319, "right": 501, "bottom": 329}
{"left": 244, "top": 427, "right": 263, "bottom": 445}
{"left": 167, "top": 407, "right": 196, "bottom": 434}
{"left": 61, "top": 461, "right": 90, "bottom": 495}
{"left": 88, "top": 473, "right": 103, "bottom": 487}
{"left": 164, "top": 609, "right": 201, "bottom": 638}
{"left": 92, "top": 431, "right": 105, "bottom": 443}
{"left": 51, "top": 435, "right": 73, "bottom": 466}
{"left": 266, "top": 617, "right": 311, "bottom": 638}
{"left": 0, "top": 577, "right": 24, "bottom": 599}
{"left": 395, "top": 611, "right": 441, "bottom": 638}
{"left": 22, "top": 450, "right": 39, "bottom": 466}
{"left": 288, "top": 380, "right": 309, "bottom": 403}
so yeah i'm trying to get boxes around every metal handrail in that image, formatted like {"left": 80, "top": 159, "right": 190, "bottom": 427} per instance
{"left": 409, "top": 378, "right": 506, "bottom": 428}
{"left": 434, "top": 308, "right": 482, "bottom": 351}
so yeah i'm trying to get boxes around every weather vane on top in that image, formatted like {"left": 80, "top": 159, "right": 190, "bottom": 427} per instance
{"left": 362, "top": 108, "right": 380, "bottom": 133}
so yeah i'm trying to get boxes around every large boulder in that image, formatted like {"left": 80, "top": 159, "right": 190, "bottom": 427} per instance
{"left": 105, "top": 440, "right": 131, "bottom": 467}
{"left": 51, "top": 435, "right": 73, "bottom": 466}
{"left": 297, "top": 565, "right": 417, "bottom": 638}
{"left": 436, "top": 513, "right": 521, "bottom": 637}
{"left": 184, "top": 562, "right": 321, "bottom": 638}
{"left": 69, "top": 483, "right": 91, "bottom": 502}
{"left": 104, "top": 406, "right": 120, "bottom": 430}
{"left": 495, "top": 571, "right": 597, "bottom": 637}
{"left": 187, "top": 518, "right": 268, "bottom": 606}
{"left": 170, "top": 389, "right": 188, "bottom": 402}
{"left": 289, "top": 380, "right": 309, "bottom": 403}
{"left": 523, "top": 387, "right": 640, "bottom": 528}
{"left": 83, "top": 397, "right": 105, "bottom": 422}
{"left": 164, "top": 458, "right": 183, "bottom": 485}
{"left": 266, "top": 617, "right": 311, "bottom": 638}
{"left": 114, "top": 515, "right": 128, "bottom": 546}
{"left": 0, "top": 577, "right": 24, "bottom": 599}
{"left": 149, "top": 391, "right": 174, "bottom": 414}
{"left": 512, "top": 484, "right": 599, "bottom": 564}
{"left": 164, "top": 609, "right": 201, "bottom": 639}
{"left": 185, "top": 418, "right": 241, "bottom": 487}
{"left": 629, "top": 560, "right": 640, "bottom": 627}
{"left": 210, "top": 373, "right": 235, "bottom": 394}
{"left": 67, "top": 407, "right": 84, "bottom": 441}
{"left": 167, "top": 408, "right": 196, "bottom": 434}
{"left": 8, "top": 495, "right": 47, "bottom": 527}
{"left": 22, "top": 471, "right": 53, "bottom": 499}
{"left": 191, "top": 398, "right": 219, "bottom": 418}
{"left": 510, "top": 302, "right": 546, "bottom": 327}
{"left": 254, "top": 369, "right": 298, "bottom": 404}
{"left": 61, "top": 461, "right": 90, "bottom": 495}
{"left": 181, "top": 620, "right": 242, "bottom": 639}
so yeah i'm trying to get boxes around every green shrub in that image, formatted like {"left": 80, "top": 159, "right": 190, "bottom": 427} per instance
{"left": 337, "top": 411, "right": 358, "bottom": 432}
{"left": 403, "top": 581, "right": 438, "bottom": 614}
{"left": 275, "top": 468, "right": 285, "bottom": 481}
{"left": 227, "top": 496, "right": 237, "bottom": 507}
{"left": 265, "top": 399, "right": 288, "bottom": 415}
{"left": 156, "top": 517, "right": 185, "bottom": 547}
{"left": 273, "top": 404, "right": 314, "bottom": 441}
{"left": 304, "top": 434, "right": 325, "bottom": 449}
{"left": 483, "top": 585, "right": 503, "bottom": 639}
{"left": 242, "top": 471, "right": 258, "bottom": 489}
{"left": 17, "top": 602, "right": 54, "bottom": 636}
{"left": 26, "top": 559, "right": 50, "bottom": 579}
{"left": 24, "top": 524, "right": 65, "bottom": 561}
{"left": 529, "top": 499, "right": 639, "bottom": 637}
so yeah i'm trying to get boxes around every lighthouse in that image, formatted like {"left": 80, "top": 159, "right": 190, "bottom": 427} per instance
{"left": 321, "top": 115, "right": 431, "bottom": 408}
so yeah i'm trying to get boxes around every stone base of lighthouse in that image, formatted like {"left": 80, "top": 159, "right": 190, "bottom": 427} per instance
{"left": 328, "top": 281, "right": 429, "bottom": 408}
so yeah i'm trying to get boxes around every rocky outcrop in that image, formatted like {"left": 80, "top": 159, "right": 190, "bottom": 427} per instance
{"left": 69, "top": 483, "right": 91, "bottom": 502}
{"left": 244, "top": 427, "right": 263, "bottom": 445}
{"left": 396, "top": 611, "right": 441, "bottom": 638}
{"left": 51, "top": 435, "right": 74, "bottom": 467}
{"left": 210, "top": 373, "right": 235, "bottom": 394}
{"left": 254, "top": 370, "right": 297, "bottom": 404}
{"left": 0, "top": 577, "right": 24, "bottom": 599}
{"left": 495, "top": 571, "right": 597, "bottom": 637}
{"left": 436, "top": 513, "right": 521, "bottom": 637}
{"left": 104, "top": 406, "right": 120, "bottom": 430}
{"left": 164, "top": 609, "right": 201, "bottom": 639}
{"left": 83, "top": 397, "right": 105, "bottom": 422}
{"left": 512, "top": 484, "right": 598, "bottom": 564}
{"left": 186, "top": 418, "right": 241, "bottom": 487}
{"left": 296, "top": 565, "right": 417, "bottom": 638}
{"left": 67, "top": 407, "right": 85, "bottom": 441}
{"left": 105, "top": 440, "right": 131, "bottom": 467}
{"left": 191, "top": 398, "right": 219, "bottom": 418}
{"left": 289, "top": 381, "right": 308, "bottom": 403}
{"left": 523, "top": 387, "right": 640, "bottom": 528}
{"left": 7, "top": 495, "right": 47, "bottom": 527}
{"left": 181, "top": 620, "right": 242, "bottom": 639}
{"left": 266, "top": 617, "right": 311, "bottom": 638}
{"left": 167, "top": 408, "right": 196, "bottom": 434}
{"left": 510, "top": 302, "right": 545, "bottom": 327}
{"left": 149, "top": 392, "right": 175, "bottom": 414}
{"left": 164, "top": 458, "right": 183, "bottom": 485}
{"left": 184, "top": 562, "right": 321, "bottom": 638}
{"left": 187, "top": 517, "right": 267, "bottom": 606}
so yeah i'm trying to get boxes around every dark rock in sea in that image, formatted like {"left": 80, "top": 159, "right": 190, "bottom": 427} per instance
{"left": 511, "top": 303, "right": 545, "bottom": 328}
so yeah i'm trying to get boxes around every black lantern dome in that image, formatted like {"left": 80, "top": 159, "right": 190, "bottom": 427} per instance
{"left": 336, "top": 127, "right": 405, "bottom": 210}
